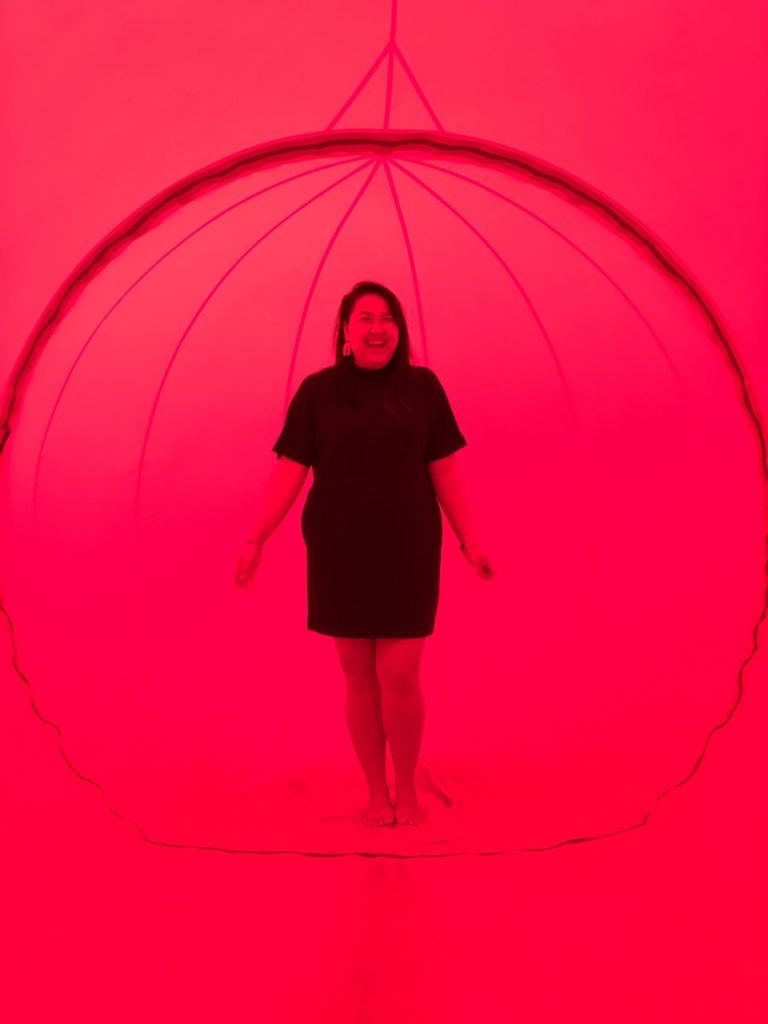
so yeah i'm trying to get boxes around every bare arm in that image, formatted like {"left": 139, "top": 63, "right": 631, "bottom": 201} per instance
{"left": 427, "top": 451, "right": 478, "bottom": 548}
{"left": 248, "top": 456, "right": 310, "bottom": 545}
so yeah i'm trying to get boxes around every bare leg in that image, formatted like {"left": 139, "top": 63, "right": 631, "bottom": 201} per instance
{"left": 344, "top": 683, "right": 395, "bottom": 823}
{"left": 376, "top": 638, "right": 427, "bottom": 825}
{"left": 380, "top": 686, "right": 425, "bottom": 824}
{"left": 334, "top": 638, "right": 394, "bottom": 826}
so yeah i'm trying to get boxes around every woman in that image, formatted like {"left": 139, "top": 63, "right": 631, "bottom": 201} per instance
{"left": 236, "top": 282, "right": 495, "bottom": 827}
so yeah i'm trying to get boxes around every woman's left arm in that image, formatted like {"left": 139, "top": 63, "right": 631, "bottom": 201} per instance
{"left": 427, "top": 452, "right": 478, "bottom": 549}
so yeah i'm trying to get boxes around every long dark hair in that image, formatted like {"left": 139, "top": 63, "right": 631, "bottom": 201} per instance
{"left": 332, "top": 281, "right": 417, "bottom": 419}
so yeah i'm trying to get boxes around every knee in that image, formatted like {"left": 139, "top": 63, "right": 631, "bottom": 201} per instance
{"left": 377, "top": 669, "right": 421, "bottom": 697}
{"left": 345, "top": 670, "right": 380, "bottom": 694}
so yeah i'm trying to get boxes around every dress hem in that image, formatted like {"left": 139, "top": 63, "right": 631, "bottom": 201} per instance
{"left": 308, "top": 624, "right": 434, "bottom": 639}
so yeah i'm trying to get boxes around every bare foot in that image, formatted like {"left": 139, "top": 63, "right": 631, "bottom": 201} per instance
{"left": 361, "top": 793, "right": 395, "bottom": 827}
{"left": 394, "top": 788, "right": 423, "bottom": 826}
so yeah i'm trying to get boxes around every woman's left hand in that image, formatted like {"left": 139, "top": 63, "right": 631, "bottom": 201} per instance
{"left": 461, "top": 545, "right": 496, "bottom": 580}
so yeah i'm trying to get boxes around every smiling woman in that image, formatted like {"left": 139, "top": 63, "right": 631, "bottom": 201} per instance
{"left": 237, "top": 278, "right": 488, "bottom": 824}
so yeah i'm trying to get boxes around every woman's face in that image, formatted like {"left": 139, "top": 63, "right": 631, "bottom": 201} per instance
{"left": 343, "top": 293, "right": 399, "bottom": 369}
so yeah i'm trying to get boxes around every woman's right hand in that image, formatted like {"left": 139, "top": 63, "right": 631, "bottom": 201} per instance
{"left": 235, "top": 542, "right": 263, "bottom": 587}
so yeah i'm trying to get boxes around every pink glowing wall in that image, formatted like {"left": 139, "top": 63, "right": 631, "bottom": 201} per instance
{"left": 1, "top": 0, "right": 767, "bottom": 852}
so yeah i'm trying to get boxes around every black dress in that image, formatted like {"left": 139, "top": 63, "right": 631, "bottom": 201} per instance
{"left": 272, "top": 355, "right": 468, "bottom": 638}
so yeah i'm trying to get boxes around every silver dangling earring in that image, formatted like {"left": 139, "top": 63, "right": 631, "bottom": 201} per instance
{"left": 343, "top": 341, "right": 351, "bottom": 357}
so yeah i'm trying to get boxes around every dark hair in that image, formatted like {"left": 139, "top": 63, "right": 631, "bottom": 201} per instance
{"left": 332, "top": 281, "right": 417, "bottom": 418}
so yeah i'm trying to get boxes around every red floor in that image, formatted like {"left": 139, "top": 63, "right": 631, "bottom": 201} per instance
{"left": 3, "top": 646, "right": 765, "bottom": 1024}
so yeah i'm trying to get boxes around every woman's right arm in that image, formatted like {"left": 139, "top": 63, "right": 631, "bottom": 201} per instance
{"left": 248, "top": 456, "right": 310, "bottom": 546}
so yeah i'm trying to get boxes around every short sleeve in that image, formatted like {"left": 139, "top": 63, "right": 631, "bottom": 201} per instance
{"left": 424, "top": 370, "right": 468, "bottom": 463}
{"left": 272, "top": 377, "right": 315, "bottom": 467}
